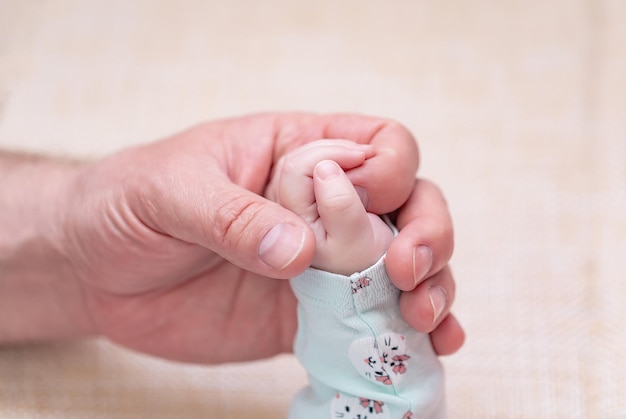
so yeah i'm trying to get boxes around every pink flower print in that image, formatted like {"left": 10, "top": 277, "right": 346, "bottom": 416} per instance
{"left": 364, "top": 356, "right": 393, "bottom": 385}
{"left": 374, "top": 374, "right": 392, "bottom": 385}
{"left": 359, "top": 398, "right": 385, "bottom": 414}
{"left": 332, "top": 393, "right": 391, "bottom": 418}
{"left": 403, "top": 411, "right": 414, "bottom": 419}
{"left": 379, "top": 336, "right": 411, "bottom": 377}
{"left": 351, "top": 276, "right": 371, "bottom": 294}
{"left": 392, "top": 354, "right": 410, "bottom": 375}
{"left": 349, "top": 333, "right": 410, "bottom": 387}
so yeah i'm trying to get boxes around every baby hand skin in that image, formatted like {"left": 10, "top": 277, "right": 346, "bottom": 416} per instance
{"left": 268, "top": 140, "right": 393, "bottom": 275}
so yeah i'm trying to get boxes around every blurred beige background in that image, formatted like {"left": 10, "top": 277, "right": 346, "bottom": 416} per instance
{"left": 1, "top": 0, "right": 625, "bottom": 417}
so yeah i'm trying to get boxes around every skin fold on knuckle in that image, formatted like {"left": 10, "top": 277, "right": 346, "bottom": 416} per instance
{"left": 210, "top": 193, "right": 266, "bottom": 252}
{"left": 322, "top": 192, "right": 357, "bottom": 215}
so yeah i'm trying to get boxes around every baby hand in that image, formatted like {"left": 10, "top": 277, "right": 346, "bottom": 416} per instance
{"left": 267, "top": 140, "right": 394, "bottom": 275}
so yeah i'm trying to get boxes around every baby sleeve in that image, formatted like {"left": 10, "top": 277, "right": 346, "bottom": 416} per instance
{"left": 288, "top": 256, "right": 446, "bottom": 419}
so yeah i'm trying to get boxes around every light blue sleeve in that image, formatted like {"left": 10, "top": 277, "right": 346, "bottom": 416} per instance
{"left": 288, "top": 256, "right": 446, "bottom": 419}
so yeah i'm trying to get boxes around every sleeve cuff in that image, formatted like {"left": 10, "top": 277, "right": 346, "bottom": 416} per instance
{"left": 289, "top": 255, "right": 399, "bottom": 313}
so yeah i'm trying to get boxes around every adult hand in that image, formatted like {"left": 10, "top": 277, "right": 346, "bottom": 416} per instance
{"left": 60, "top": 113, "right": 463, "bottom": 363}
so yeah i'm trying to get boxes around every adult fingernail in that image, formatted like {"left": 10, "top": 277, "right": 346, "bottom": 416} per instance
{"left": 315, "top": 160, "right": 342, "bottom": 180}
{"left": 259, "top": 223, "right": 306, "bottom": 271}
{"left": 429, "top": 286, "right": 447, "bottom": 326}
{"left": 412, "top": 245, "right": 433, "bottom": 287}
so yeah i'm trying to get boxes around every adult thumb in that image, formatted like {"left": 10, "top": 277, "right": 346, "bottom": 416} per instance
{"left": 147, "top": 176, "right": 316, "bottom": 279}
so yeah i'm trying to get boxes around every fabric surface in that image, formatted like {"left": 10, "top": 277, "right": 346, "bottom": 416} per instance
{"left": 289, "top": 257, "right": 444, "bottom": 418}
{"left": 1, "top": 1, "right": 626, "bottom": 418}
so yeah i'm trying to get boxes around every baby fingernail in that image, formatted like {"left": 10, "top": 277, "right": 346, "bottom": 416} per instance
{"left": 412, "top": 245, "right": 433, "bottom": 287}
{"left": 259, "top": 223, "right": 305, "bottom": 270}
{"left": 315, "top": 160, "right": 342, "bottom": 180}
{"left": 429, "top": 286, "right": 447, "bottom": 326}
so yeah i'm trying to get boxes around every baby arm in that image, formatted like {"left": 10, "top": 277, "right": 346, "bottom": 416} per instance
{"left": 268, "top": 140, "right": 445, "bottom": 419}
{"left": 267, "top": 140, "right": 393, "bottom": 275}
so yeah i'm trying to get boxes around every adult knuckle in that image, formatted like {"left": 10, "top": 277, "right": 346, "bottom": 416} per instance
{"left": 211, "top": 194, "right": 264, "bottom": 248}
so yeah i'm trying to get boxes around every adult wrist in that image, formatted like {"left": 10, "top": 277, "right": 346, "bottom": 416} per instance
{"left": 0, "top": 153, "right": 97, "bottom": 343}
